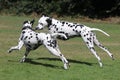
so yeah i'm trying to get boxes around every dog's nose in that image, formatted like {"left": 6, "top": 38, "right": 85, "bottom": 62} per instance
{"left": 35, "top": 27, "right": 39, "bottom": 30}
{"left": 35, "top": 27, "right": 43, "bottom": 30}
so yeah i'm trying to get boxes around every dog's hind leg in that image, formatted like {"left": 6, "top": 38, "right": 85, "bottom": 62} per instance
{"left": 45, "top": 45, "right": 69, "bottom": 69}
{"left": 93, "top": 35, "right": 114, "bottom": 60}
{"left": 56, "top": 45, "right": 70, "bottom": 68}
{"left": 89, "top": 46, "right": 103, "bottom": 67}
{"left": 20, "top": 48, "right": 30, "bottom": 63}
{"left": 81, "top": 33, "right": 103, "bottom": 67}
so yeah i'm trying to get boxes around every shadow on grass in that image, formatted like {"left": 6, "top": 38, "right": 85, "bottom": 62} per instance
{"left": 8, "top": 57, "right": 93, "bottom": 69}
{"left": 36, "top": 57, "right": 93, "bottom": 66}
{"left": 8, "top": 59, "right": 60, "bottom": 69}
{"left": 25, "top": 58, "right": 61, "bottom": 69}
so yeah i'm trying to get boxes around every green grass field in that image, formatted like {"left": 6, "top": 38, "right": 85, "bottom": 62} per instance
{"left": 0, "top": 15, "right": 120, "bottom": 80}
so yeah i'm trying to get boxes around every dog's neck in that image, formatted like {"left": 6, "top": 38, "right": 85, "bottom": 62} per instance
{"left": 22, "top": 26, "right": 35, "bottom": 31}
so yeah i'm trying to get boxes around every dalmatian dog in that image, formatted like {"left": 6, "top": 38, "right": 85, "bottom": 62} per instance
{"left": 35, "top": 15, "right": 114, "bottom": 67}
{"left": 8, "top": 20, "right": 69, "bottom": 69}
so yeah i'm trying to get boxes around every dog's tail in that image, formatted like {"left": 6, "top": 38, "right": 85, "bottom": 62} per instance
{"left": 51, "top": 33, "right": 67, "bottom": 39}
{"left": 90, "top": 28, "right": 110, "bottom": 36}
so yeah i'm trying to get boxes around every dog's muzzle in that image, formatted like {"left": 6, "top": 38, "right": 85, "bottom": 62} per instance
{"left": 35, "top": 27, "right": 43, "bottom": 30}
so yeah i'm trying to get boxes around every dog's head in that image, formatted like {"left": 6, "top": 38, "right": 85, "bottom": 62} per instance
{"left": 23, "top": 19, "right": 35, "bottom": 29}
{"left": 35, "top": 14, "right": 52, "bottom": 30}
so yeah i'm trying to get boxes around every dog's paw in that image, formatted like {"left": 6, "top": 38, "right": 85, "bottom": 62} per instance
{"left": 62, "top": 34, "right": 67, "bottom": 39}
{"left": 20, "top": 58, "right": 25, "bottom": 63}
{"left": 64, "top": 35, "right": 68, "bottom": 39}
{"left": 8, "top": 49, "right": 12, "bottom": 53}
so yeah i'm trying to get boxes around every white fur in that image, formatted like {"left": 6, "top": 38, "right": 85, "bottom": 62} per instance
{"left": 8, "top": 20, "right": 69, "bottom": 69}
{"left": 36, "top": 15, "right": 114, "bottom": 67}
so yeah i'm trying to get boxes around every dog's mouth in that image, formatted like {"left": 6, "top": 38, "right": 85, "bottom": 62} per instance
{"left": 35, "top": 27, "right": 43, "bottom": 30}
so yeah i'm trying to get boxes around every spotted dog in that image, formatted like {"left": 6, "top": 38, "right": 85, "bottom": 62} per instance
{"left": 35, "top": 15, "right": 114, "bottom": 67}
{"left": 8, "top": 20, "right": 69, "bottom": 69}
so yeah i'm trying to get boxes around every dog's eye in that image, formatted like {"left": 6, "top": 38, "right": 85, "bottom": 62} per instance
{"left": 39, "top": 23, "right": 43, "bottom": 26}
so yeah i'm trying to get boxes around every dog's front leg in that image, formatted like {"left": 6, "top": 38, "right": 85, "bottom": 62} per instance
{"left": 8, "top": 40, "right": 24, "bottom": 53}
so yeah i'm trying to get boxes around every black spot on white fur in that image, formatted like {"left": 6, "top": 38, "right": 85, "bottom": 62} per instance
{"left": 8, "top": 20, "right": 69, "bottom": 69}
{"left": 36, "top": 16, "right": 114, "bottom": 67}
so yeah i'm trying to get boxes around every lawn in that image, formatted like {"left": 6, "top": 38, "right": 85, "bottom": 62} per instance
{"left": 0, "top": 15, "right": 120, "bottom": 80}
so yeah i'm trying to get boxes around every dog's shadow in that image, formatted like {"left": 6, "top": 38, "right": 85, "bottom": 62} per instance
{"left": 25, "top": 57, "right": 93, "bottom": 69}
{"left": 25, "top": 58, "right": 60, "bottom": 69}
{"left": 8, "top": 57, "right": 93, "bottom": 69}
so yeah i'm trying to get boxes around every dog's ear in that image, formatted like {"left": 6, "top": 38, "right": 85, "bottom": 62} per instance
{"left": 46, "top": 18, "right": 52, "bottom": 27}
{"left": 23, "top": 20, "right": 28, "bottom": 25}
{"left": 41, "top": 13, "right": 48, "bottom": 17}
{"left": 31, "top": 19, "right": 35, "bottom": 25}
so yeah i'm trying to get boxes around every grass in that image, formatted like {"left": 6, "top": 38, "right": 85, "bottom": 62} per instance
{"left": 0, "top": 15, "right": 120, "bottom": 80}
